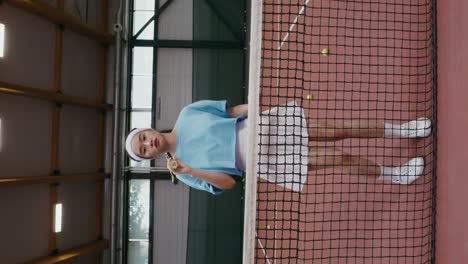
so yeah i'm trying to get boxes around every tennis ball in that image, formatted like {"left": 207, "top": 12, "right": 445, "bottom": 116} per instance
{"left": 321, "top": 48, "right": 329, "bottom": 56}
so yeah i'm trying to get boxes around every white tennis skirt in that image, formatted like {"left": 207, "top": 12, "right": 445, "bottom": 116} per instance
{"left": 257, "top": 101, "right": 309, "bottom": 192}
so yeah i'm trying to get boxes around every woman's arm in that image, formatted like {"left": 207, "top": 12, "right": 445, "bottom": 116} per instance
{"left": 189, "top": 169, "right": 236, "bottom": 190}
{"left": 168, "top": 159, "right": 236, "bottom": 191}
{"left": 226, "top": 104, "right": 248, "bottom": 118}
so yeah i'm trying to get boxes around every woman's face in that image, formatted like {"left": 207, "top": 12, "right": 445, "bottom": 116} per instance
{"left": 131, "top": 129, "right": 166, "bottom": 159}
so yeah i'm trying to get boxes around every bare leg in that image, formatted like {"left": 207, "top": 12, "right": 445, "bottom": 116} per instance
{"left": 308, "top": 147, "right": 381, "bottom": 178}
{"left": 308, "top": 119, "right": 384, "bottom": 141}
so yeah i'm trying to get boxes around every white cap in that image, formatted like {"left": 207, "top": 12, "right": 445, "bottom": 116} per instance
{"left": 125, "top": 128, "right": 151, "bottom": 161}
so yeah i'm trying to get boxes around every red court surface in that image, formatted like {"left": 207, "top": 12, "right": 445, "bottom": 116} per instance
{"left": 253, "top": 0, "right": 436, "bottom": 263}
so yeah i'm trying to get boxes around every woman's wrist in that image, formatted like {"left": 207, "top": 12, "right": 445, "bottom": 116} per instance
{"left": 227, "top": 104, "right": 248, "bottom": 118}
{"left": 188, "top": 168, "right": 198, "bottom": 178}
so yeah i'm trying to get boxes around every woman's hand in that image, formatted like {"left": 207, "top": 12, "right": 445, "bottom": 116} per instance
{"left": 167, "top": 158, "right": 193, "bottom": 175}
{"left": 167, "top": 159, "right": 236, "bottom": 190}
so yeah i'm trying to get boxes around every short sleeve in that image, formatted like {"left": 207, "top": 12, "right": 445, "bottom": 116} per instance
{"left": 176, "top": 173, "right": 224, "bottom": 195}
{"left": 187, "top": 100, "right": 229, "bottom": 117}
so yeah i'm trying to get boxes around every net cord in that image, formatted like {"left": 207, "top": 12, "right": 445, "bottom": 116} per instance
{"left": 242, "top": 0, "right": 263, "bottom": 263}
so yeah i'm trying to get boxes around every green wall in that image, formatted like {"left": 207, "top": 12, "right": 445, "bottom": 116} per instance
{"left": 187, "top": 185, "right": 245, "bottom": 263}
{"left": 187, "top": 0, "right": 246, "bottom": 263}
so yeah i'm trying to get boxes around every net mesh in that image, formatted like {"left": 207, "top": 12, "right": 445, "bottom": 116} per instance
{"left": 250, "top": 0, "right": 436, "bottom": 263}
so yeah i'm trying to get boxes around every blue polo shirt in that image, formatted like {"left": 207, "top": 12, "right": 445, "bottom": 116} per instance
{"left": 174, "top": 100, "right": 244, "bottom": 195}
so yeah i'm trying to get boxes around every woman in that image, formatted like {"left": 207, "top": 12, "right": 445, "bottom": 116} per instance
{"left": 125, "top": 100, "right": 431, "bottom": 194}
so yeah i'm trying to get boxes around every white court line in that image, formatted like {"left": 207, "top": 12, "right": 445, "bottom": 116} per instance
{"left": 279, "top": 0, "right": 311, "bottom": 49}
{"left": 256, "top": 233, "right": 272, "bottom": 264}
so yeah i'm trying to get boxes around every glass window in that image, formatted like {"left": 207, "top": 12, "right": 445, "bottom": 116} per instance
{"left": 126, "top": 4, "right": 157, "bottom": 263}
{"left": 128, "top": 180, "right": 150, "bottom": 239}
{"left": 129, "top": 48, "right": 153, "bottom": 167}
{"left": 129, "top": 180, "right": 150, "bottom": 206}
{"left": 127, "top": 180, "right": 150, "bottom": 264}
{"left": 128, "top": 204, "right": 150, "bottom": 239}
{"left": 129, "top": 179, "right": 150, "bottom": 206}
{"left": 133, "top": 11, "right": 154, "bottom": 40}
{"left": 130, "top": 111, "right": 152, "bottom": 128}
{"left": 134, "top": 0, "right": 155, "bottom": 11}
{"left": 132, "top": 47, "right": 153, "bottom": 76}
{"left": 131, "top": 76, "right": 153, "bottom": 109}
{"left": 0, "top": 23, "right": 5, "bottom": 58}
{"left": 127, "top": 241, "right": 149, "bottom": 264}
{"left": 130, "top": 159, "right": 151, "bottom": 168}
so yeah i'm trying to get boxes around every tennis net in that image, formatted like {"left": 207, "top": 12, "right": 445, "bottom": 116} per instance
{"left": 244, "top": 0, "right": 437, "bottom": 263}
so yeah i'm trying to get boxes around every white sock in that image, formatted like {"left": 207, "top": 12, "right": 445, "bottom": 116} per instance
{"left": 384, "top": 123, "right": 401, "bottom": 137}
{"left": 377, "top": 157, "right": 425, "bottom": 185}
{"left": 384, "top": 118, "right": 432, "bottom": 138}
{"left": 377, "top": 166, "right": 398, "bottom": 183}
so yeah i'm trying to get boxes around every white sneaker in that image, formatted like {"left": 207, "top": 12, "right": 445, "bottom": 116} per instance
{"left": 400, "top": 118, "right": 432, "bottom": 138}
{"left": 391, "top": 157, "right": 425, "bottom": 184}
